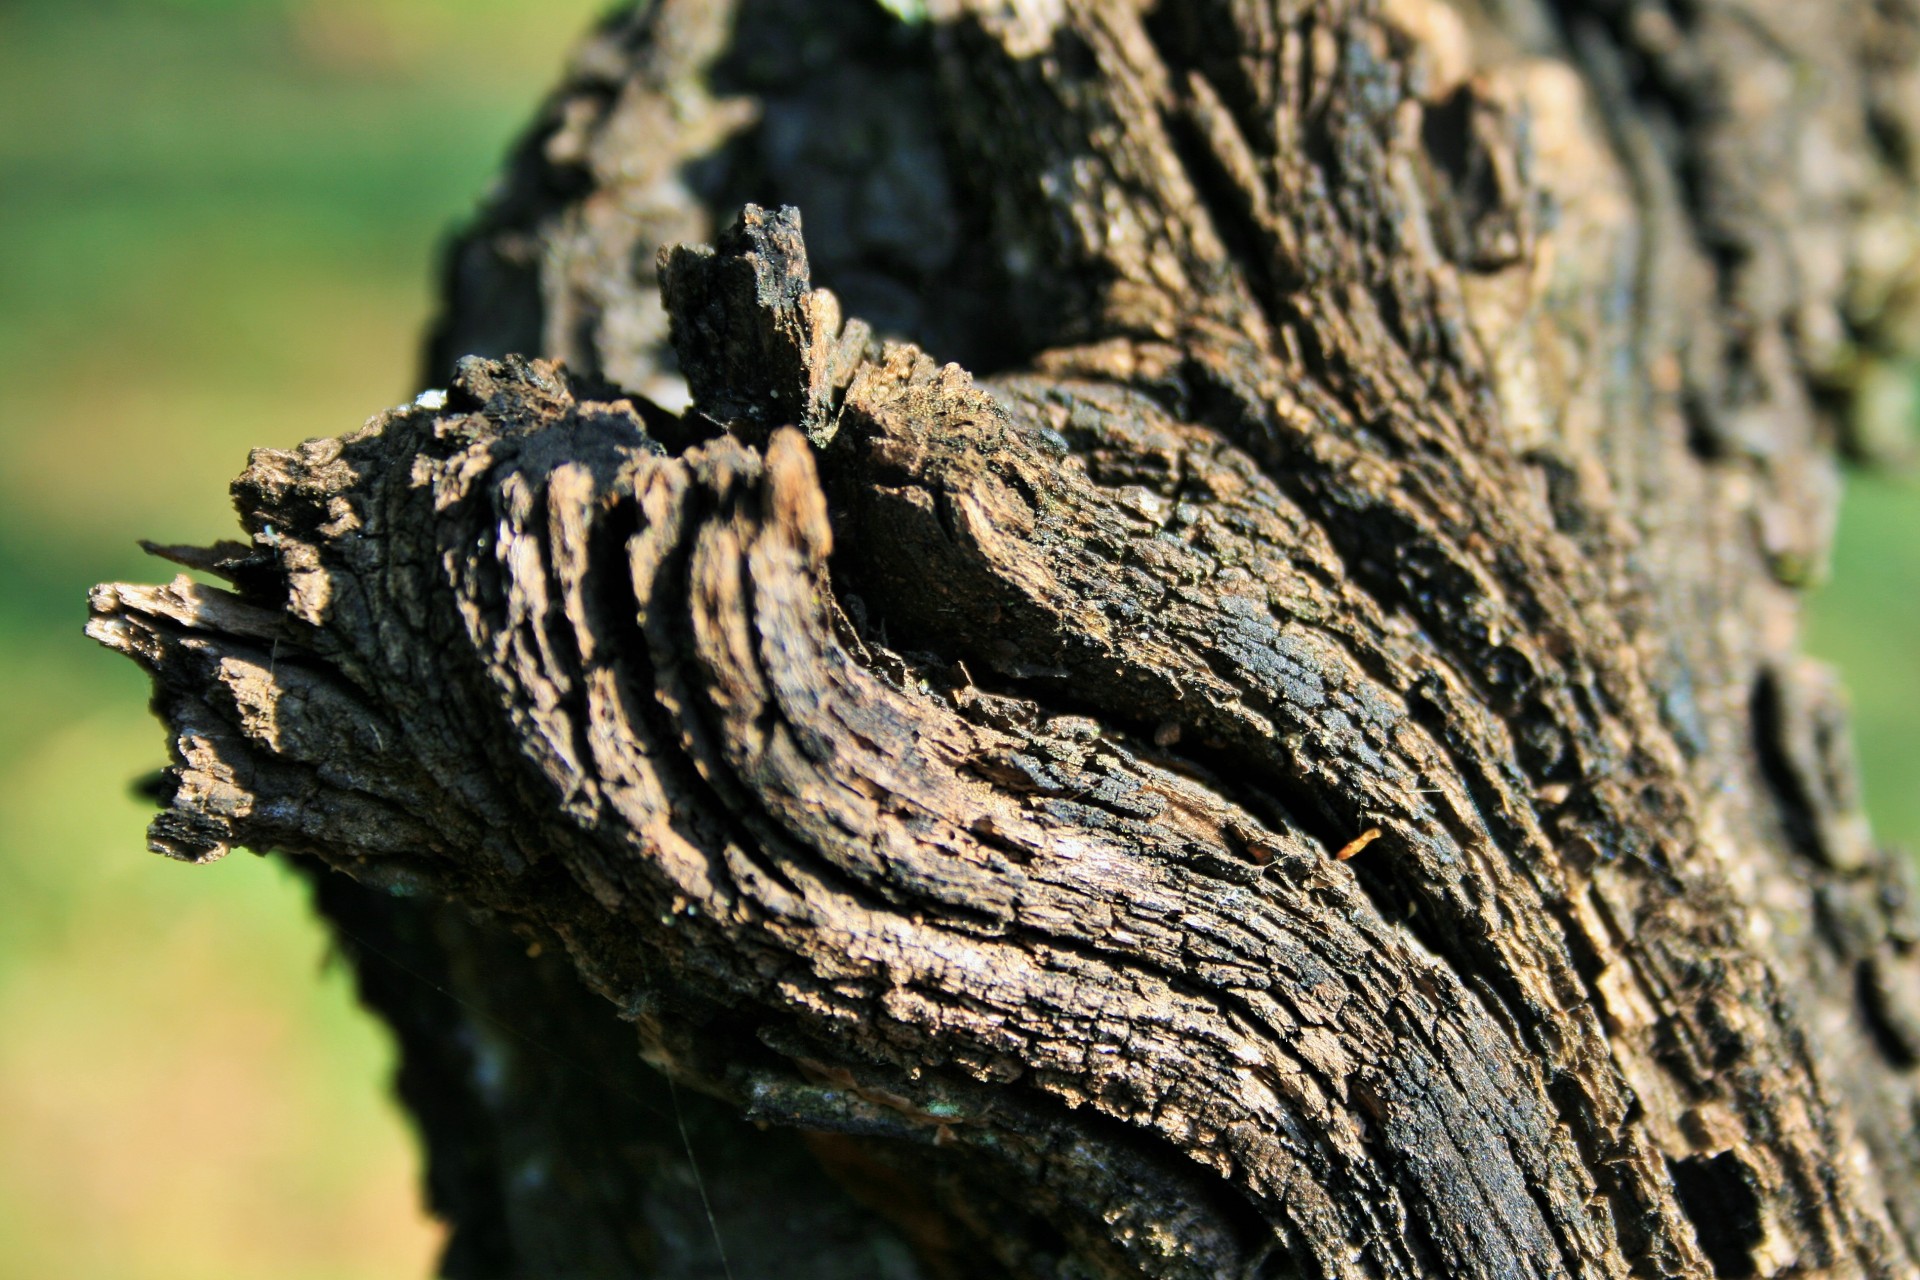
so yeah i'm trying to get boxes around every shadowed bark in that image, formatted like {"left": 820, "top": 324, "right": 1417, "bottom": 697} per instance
{"left": 89, "top": 0, "right": 1920, "bottom": 1276}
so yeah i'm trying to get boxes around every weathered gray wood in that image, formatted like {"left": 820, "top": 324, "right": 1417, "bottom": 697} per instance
{"left": 90, "top": 1, "right": 1920, "bottom": 1276}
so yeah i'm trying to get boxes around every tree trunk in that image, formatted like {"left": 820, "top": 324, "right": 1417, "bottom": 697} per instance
{"left": 86, "top": 0, "right": 1920, "bottom": 1276}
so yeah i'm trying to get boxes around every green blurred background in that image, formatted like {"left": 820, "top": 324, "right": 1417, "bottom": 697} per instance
{"left": 0, "top": 3, "right": 1912, "bottom": 1278}
{"left": 0, "top": 2, "right": 604, "bottom": 1276}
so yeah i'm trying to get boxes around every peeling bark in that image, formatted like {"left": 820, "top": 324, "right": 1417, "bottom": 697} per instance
{"left": 91, "top": 1, "right": 1920, "bottom": 1276}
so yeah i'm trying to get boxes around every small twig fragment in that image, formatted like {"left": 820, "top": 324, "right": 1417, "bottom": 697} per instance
{"left": 1335, "top": 828, "right": 1383, "bottom": 861}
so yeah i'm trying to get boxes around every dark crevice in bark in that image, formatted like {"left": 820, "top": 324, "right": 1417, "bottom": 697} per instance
{"left": 1858, "top": 959, "right": 1920, "bottom": 1071}
{"left": 1668, "top": 1151, "right": 1768, "bottom": 1279}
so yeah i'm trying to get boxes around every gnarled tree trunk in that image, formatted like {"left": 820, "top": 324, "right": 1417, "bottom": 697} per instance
{"left": 88, "top": 0, "right": 1920, "bottom": 1276}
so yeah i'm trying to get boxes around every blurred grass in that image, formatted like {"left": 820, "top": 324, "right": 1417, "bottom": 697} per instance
{"left": 0, "top": 1, "right": 603, "bottom": 1276}
{"left": 0, "top": 1, "right": 1914, "bottom": 1277}
{"left": 1805, "top": 472, "right": 1920, "bottom": 852}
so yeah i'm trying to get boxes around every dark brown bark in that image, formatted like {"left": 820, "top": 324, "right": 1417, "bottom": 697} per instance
{"left": 89, "top": 1, "right": 1920, "bottom": 1276}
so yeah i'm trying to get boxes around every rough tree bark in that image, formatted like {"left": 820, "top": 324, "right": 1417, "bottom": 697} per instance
{"left": 86, "top": 0, "right": 1920, "bottom": 1276}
